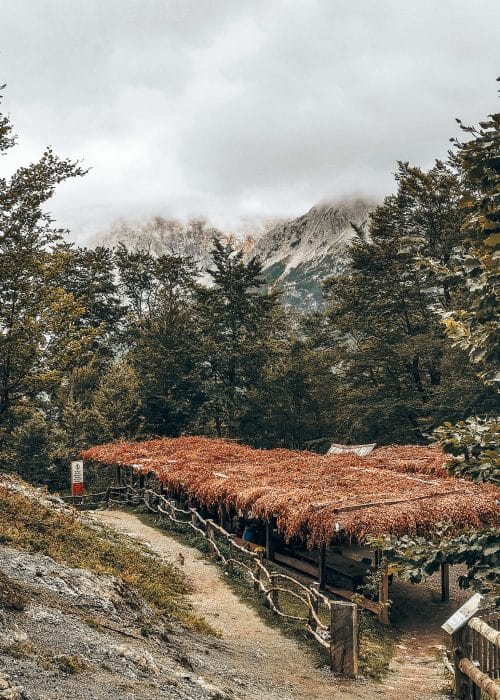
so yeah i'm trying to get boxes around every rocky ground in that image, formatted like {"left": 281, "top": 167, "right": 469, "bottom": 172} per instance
{"left": 0, "top": 544, "right": 230, "bottom": 700}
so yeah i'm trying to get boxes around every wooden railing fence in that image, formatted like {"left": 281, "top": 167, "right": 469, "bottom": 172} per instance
{"left": 452, "top": 612, "right": 500, "bottom": 699}
{"left": 73, "top": 483, "right": 359, "bottom": 677}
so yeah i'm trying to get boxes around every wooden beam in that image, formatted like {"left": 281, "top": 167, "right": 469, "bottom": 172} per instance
{"left": 458, "top": 658, "right": 500, "bottom": 700}
{"left": 441, "top": 562, "right": 450, "bottom": 603}
{"left": 330, "top": 601, "right": 358, "bottom": 677}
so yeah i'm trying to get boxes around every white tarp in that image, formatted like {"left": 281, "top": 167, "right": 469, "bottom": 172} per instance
{"left": 327, "top": 443, "right": 376, "bottom": 457}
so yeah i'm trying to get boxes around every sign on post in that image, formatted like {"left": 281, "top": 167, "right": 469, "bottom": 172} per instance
{"left": 441, "top": 592, "right": 484, "bottom": 635}
{"left": 71, "top": 460, "right": 84, "bottom": 496}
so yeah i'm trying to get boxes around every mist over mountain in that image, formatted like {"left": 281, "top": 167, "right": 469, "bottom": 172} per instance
{"left": 92, "top": 198, "right": 375, "bottom": 307}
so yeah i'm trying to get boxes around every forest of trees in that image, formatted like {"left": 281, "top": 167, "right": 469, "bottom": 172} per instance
{"left": 0, "top": 85, "right": 498, "bottom": 495}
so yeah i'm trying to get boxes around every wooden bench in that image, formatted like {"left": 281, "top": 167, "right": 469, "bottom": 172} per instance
{"left": 292, "top": 548, "right": 370, "bottom": 588}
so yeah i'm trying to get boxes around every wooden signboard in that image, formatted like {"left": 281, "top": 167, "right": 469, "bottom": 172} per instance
{"left": 441, "top": 592, "right": 484, "bottom": 635}
{"left": 71, "top": 460, "right": 84, "bottom": 496}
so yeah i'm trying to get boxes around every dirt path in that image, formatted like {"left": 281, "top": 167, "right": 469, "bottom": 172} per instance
{"left": 92, "top": 510, "right": 449, "bottom": 700}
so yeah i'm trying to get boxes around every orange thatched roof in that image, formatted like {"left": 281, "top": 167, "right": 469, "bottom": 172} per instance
{"left": 82, "top": 437, "right": 499, "bottom": 547}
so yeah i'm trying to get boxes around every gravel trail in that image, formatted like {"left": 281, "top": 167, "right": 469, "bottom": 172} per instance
{"left": 93, "top": 509, "right": 450, "bottom": 700}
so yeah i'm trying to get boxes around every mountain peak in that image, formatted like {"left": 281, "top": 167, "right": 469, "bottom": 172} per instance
{"left": 250, "top": 198, "right": 374, "bottom": 307}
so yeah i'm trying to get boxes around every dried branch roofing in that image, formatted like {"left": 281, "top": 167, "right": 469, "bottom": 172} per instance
{"left": 82, "top": 437, "right": 499, "bottom": 546}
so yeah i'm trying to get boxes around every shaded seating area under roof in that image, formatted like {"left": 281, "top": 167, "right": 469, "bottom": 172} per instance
{"left": 82, "top": 436, "right": 499, "bottom": 548}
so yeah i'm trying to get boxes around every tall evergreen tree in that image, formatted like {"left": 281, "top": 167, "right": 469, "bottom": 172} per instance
{"left": 197, "top": 240, "right": 279, "bottom": 437}
{"left": 127, "top": 253, "right": 203, "bottom": 436}
{"left": 322, "top": 161, "right": 489, "bottom": 443}
{"left": 0, "top": 88, "right": 89, "bottom": 457}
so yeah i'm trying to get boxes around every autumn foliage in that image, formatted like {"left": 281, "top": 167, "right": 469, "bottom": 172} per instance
{"left": 82, "top": 437, "right": 499, "bottom": 547}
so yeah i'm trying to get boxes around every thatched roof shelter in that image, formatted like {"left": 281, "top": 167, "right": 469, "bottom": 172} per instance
{"left": 82, "top": 437, "right": 499, "bottom": 547}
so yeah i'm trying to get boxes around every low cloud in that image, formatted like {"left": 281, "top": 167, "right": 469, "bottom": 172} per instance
{"left": 1, "top": 0, "right": 499, "bottom": 239}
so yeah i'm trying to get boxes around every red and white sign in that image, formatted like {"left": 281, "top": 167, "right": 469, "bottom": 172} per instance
{"left": 71, "top": 460, "right": 84, "bottom": 496}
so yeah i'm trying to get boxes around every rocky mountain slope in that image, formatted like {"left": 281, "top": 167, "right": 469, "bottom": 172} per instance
{"left": 92, "top": 199, "right": 374, "bottom": 308}
{"left": 0, "top": 475, "right": 229, "bottom": 700}
{"left": 251, "top": 199, "right": 373, "bottom": 307}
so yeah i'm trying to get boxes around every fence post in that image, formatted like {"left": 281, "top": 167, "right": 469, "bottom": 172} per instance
{"left": 253, "top": 556, "right": 261, "bottom": 594}
{"left": 308, "top": 582, "right": 320, "bottom": 632}
{"left": 330, "top": 600, "right": 358, "bottom": 678}
{"left": 269, "top": 573, "right": 280, "bottom": 612}
{"left": 452, "top": 625, "right": 473, "bottom": 700}
{"left": 227, "top": 535, "right": 234, "bottom": 576}
{"left": 206, "top": 520, "right": 213, "bottom": 553}
{"left": 191, "top": 509, "right": 198, "bottom": 529}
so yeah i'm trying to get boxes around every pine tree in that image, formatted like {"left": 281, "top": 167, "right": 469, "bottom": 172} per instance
{"left": 0, "top": 88, "right": 89, "bottom": 457}
{"left": 322, "top": 161, "right": 489, "bottom": 443}
{"left": 197, "top": 240, "right": 279, "bottom": 437}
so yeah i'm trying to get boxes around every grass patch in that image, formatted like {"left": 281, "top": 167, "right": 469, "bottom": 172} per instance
{"left": 0, "top": 483, "right": 212, "bottom": 634}
{"left": 358, "top": 611, "right": 394, "bottom": 679}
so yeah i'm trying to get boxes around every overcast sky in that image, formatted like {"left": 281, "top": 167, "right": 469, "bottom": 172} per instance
{"left": 1, "top": 0, "right": 499, "bottom": 240}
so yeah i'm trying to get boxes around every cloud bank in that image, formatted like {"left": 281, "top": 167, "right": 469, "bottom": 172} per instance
{"left": 1, "top": 0, "right": 499, "bottom": 239}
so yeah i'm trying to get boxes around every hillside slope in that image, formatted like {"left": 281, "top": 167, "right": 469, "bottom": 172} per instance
{"left": 0, "top": 475, "right": 226, "bottom": 700}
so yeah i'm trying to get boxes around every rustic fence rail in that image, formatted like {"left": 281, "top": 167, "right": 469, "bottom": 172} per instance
{"left": 452, "top": 612, "right": 500, "bottom": 699}
{"left": 69, "top": 483, "right": 359, "bottom": 677}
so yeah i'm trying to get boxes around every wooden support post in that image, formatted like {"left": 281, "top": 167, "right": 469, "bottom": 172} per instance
{"left": 207, "top": 521, "right": 215, "bottom": 555}
{"left": 318, "top": 545, "right": 327, "bottom": 589}
{"left": 441, "top": 562, "right": 450, "bottom": 603}
{"left": 378, "top": 558, "right": 390, "bottom": 625}
{"left": 116, "top": 466, "right": 122, "bottom": 486}
{"left": 139, "top": 474, "right": 145, "bottom": 489}
{"left": 253, "top": 557, "right": 261, "bottom": 594}
{"left": 191, "top": 510, "right": 198, "bottom": 528}
{"left": 330, "top": 601, "right": 358, "bottom": 678}
{"left": 265, "top": 520, "right": 275, "bottom": 561}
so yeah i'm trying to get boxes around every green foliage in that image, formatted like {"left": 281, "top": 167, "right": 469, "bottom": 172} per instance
{"left": 321, "top": 161, "right": 488, "bottom": 444}
{"left": 444, "top": 113, "right": 500, "bottom": 387}
{"left": 0, "top": 88, "right": 91, "bottom": 465}
{"left": 369, "top": 102, "right": 500, "bottom": 600}
{"left": 368, "top": 525, "right": 499, "bottom": 602}
{"left": 433, "top": 416, "right": 500, "bottom": 484}
{"left": 196, "top": 239, "right": 280, "bottom": 437}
